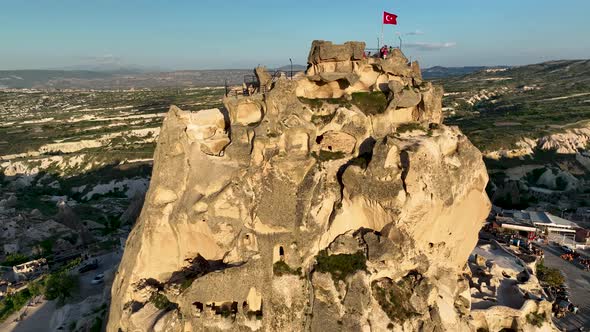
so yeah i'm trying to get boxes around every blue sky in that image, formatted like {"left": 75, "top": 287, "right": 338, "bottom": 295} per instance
{"left": 1, "top": 0, "right": 589, "bottom": 70}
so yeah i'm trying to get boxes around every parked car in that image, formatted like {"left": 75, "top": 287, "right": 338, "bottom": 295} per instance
{"left": 78, "top": 260, "right": 98, "bottom": 273}
{"left": 561, "top": 245, "right": 574, "bottom": 254}
{"left": 91, "top": 273, "right": 104, "bottom": 285}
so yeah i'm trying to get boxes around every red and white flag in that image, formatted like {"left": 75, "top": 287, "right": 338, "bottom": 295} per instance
{"left": 383, "top": 11, "right": 398, "bottom": 25}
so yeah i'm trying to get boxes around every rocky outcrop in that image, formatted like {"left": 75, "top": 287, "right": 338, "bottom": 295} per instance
{"left": 468, "top": 243, "right": 557, "bottom": 331}
{"left": 307, "top": 40, "right": 365, "bottom": 75}
{"left": 485, "top": 125, "right": 590, "bottom": 159}
{"left": 108, "top": 41, "right": 492, "bottom": 332}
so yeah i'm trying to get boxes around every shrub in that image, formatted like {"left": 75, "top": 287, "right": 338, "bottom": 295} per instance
{"left": 180, "top": 277, "right": 196, "bottom": 291}
{"left": 351, "top": 92, "right": 388, "bottom": 115}
{"left": 315, "top": 250, "right": 366, "bottom": 283}
{"left": 63, "top": 257, "right": 82, "bottom": 271}
{"left": 526, "top": 312, "right": 545, "bottom": 327}
{"left": 311, "top": 112, "right": 337, "bottom": 126}
{"left": 149, "top": 292, "right": 173, "bottom": 310}
{"left": 0, "top": 288, "right": 33, "bottom": 322}
{"left": 299, "top": 97, "right": 351, "bottom": 110}
{"left": 372, "top": 273, "right": 422, "bottom": 323}
{"left": 536, "top": 260, "right": 564, "bottom": 287}
{"left": 311, "top": 150, "right": 345, "bottom": 162}
{"left": 396, "top": 122, "right": 425, "bottom": 134}
{"left": 39, "top": 239, "right": 54, "bottom": 256}
{"left": 44, "top": 272, "right": 78, "bottom": 305}
{"left": 298, "top": 97, "right": 323, "bottom": 108}
{"left": 273, "top": 261, "right": 301, "bottom": 277}
{"left": 1, "top": 253, "right": 30, "bottom": 267}
{"left": 28, "top": 279, "right": 44, "bottom": 296}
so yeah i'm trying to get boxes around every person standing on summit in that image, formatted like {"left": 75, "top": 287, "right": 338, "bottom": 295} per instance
{"left": 382, "top": 45, "right": 389, "bottom": 59}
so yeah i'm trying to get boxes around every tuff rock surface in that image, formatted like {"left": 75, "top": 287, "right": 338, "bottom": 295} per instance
{"left": 108, "top": 41, "right": 492, "bottom": 332}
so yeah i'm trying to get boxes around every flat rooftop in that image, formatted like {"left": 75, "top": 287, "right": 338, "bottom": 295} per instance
{"left": 497, "top": 209, "right": 579, "bottom": 229}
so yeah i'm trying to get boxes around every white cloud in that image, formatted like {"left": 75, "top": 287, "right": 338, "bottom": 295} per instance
{"left": 78, "top": 54, "right": 122, "bottom": 65}
{"left": 405, "top": 30, "right": 425, "bottom": 36}
{"left": 404, "top": 42, "right": 457, "bottom": 51}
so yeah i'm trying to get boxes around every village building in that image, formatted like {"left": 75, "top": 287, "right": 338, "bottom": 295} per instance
{"left": 574, "top": 228, "right": 590, "bottom": 245}
{"left": 491, "top": 208, "right": 579, "bottom": 241}
{"left": 0, "top": 280, "right": 9, "bottom": 299}
{"left": 530, "top": 212, "right": 578, "bottom": 237}
{"left": 12, "top": 258, "right": 49, "bottom": 282}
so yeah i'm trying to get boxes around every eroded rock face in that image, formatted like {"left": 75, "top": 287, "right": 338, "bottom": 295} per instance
{"left": 108, "top": 41, "right": 491, "bottom": 332}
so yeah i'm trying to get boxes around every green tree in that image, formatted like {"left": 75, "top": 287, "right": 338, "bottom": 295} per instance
{"left": 28, "top": 280, "right": 44, "bottom": 296}
{"left": 1, "top": 253, "right": 29, "bottom": 267}
{"left": 536, "top": 260, "right": 565, "bottom": 287}
{"left": 0, "top": 288, "right": 33, "bottom": 322}
{"left": 39, "top": 239, "right": 54, "bottom": 256}
{"left": 44, "top": 272, "right": 78, "bottom": 305}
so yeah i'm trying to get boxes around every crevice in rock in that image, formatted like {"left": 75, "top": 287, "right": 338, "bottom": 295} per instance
{"left": 164, "top": 255, "right": 246, "bottom": 293}
{"left": 219, "top": 107, "right": 232, "bottom": 134}
{"left": 296, "top": 165, "right": 321, "bottom": 229}
{"left": 400, "top": 150, "right": 410, "bottom": 193}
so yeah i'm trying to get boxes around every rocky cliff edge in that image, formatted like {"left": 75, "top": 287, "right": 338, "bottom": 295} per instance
{"left": 108, "top": 40, "right": 492, "bottom": 332}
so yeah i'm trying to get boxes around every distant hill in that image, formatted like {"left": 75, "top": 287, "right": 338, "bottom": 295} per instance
{"left": 52, "top": 63, "right": 166, "bottom": 73}
{"left": 422, "top": 66, "right": 510, "bottom": 79}
{"left": 0, "top": 66, "right": 308, "bottom": 90}
{"left": 0, "top": 70, "right": 115, "bottom": 89}
{"left": 2, "top": 61, "right": 586, "bottom": 91}
{"left": 0, "top": 69, "right": 253, "bottom": 89}
{"left": 275, "top": 64, "right": 307, "bottom": 72}
{"left": 440, "top": 59, "right": 590, "bottom": 152}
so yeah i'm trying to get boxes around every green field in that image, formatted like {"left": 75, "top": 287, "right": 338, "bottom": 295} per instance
{"left": 439, "top": 60, "right": 590, "bottom": 151}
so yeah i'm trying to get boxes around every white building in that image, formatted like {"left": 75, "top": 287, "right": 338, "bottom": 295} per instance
{"left": 495, "top": 209, "right": 578, "bottom": 240}
{"left": 532, "top": 213, "right": 578, "bottom": 238}
{"left": 12, "top": 258, "right": 49, "bottom": 282}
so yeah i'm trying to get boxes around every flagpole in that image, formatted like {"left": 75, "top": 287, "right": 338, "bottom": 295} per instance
{"left": 381, "top": 9, "right": 384, "bottom": 48}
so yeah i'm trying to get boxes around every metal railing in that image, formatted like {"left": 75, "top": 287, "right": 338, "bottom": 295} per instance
{"left": 225, "top": 69, "right": 298, "bottom": 97}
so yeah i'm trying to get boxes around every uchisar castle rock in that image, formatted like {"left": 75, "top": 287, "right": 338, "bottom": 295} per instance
{"left": 108, "top": 41, "right": 499, "bottom": 331}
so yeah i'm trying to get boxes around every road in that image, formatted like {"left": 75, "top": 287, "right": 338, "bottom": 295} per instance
{"left": 541, "top": 244, "right": 590, "bottom": 331}
{"left": 0, "top": 251, "right": 121, "bottom": 332}
{"left": 74, "top": 252, "right": 121, "bottom": 302}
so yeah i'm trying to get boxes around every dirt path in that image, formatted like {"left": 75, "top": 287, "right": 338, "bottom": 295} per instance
{"left": 0, "top": 300, "right": 56, "bottom": 332}
{"left": 540, "top": 92, "right": 590, "bottom": 102}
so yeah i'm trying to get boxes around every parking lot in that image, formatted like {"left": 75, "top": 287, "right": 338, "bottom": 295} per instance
{"left": 541, "top": 244, "right": 590, "bottom": 331}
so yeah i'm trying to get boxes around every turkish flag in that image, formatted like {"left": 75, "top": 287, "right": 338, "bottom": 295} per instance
{"left": 383, "top": 11, "right": 398, "bottom": 25}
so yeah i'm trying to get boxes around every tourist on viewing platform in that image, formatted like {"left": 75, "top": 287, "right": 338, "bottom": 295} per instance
{"left": 380, "top": 45, "right": 389, "bottom": 59}
{"left": 389, "top": 46, "right": 394, "bottom": 55}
